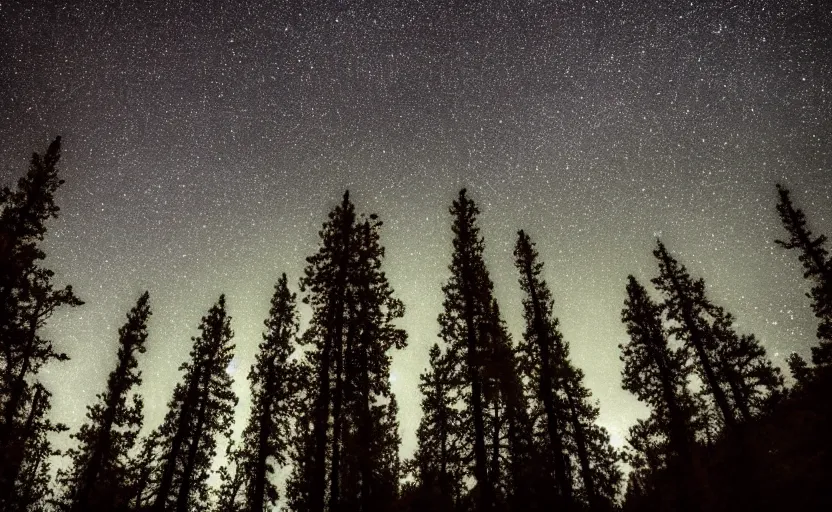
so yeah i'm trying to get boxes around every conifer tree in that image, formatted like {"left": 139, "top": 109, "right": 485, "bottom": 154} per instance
{"left": 214, "top": 440, "right": 246, "bottom": 512}
{"left": 621, "top": 276, "right": 697, "bottom": 511}
{"left": 515, "top": 230, "right": 621, "bottom": 510}
{"left": 301, "top": 192, "right": 355, "bottom": 512}
{"left": 787, "top": 352, "right": 811, "bottom": 389}
{"left": 439, "top": 189, "right": 497, "bottom": 511}
{"left": 621, "top": 276, "right": 695, "bottom": 466}
{"left": 284, "top": 366, "right": 317, "bottom": 512}
{"left": 363, "top": 394, "right": 402, "bottom": 512}
{"left": 709, "top": 312, "right": 784, "bottom": 418}
{"left": 151, "top": 295, "right": 237, "bottom": 512}
{"left": 621, "top": 416, "right": 666, "bottom": 509}
{"left": 775, "top": 184, "right": 832, "bottom": 365}
{"left": 299, "top": 193, "right": 406, "bottom": 512}
{"left": 223, "top": 274, "right": 301, "bottom": 512}
{"left": 513, "top": 231, "right": 574, "bottom": 506}
{"left": 652, "top": 241, "right": 782, "bottom": 428}
{"left": 562, "top": 358, "right": 623, "bottom": 510}
{"left": 483, "top": 309, "right": 540, "bottom": 512}
{"left": 343, "top": 216, "right": 407, "bottom": 512}
{"left": 126, "top": 430, "right": 162, "bottom": 510}
{"left": 58, "top": 291, "right": 151, "bottom": 511}
{"left": 0, "top": 137, "right": 82, "bottom": 494}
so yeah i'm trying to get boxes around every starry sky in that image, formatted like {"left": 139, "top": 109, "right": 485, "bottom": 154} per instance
{"left": 1, "top": 0, "right": 830, "bottom": 473}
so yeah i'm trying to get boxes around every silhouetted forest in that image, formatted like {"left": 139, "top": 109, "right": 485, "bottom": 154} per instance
{"left": 1, "top": 138, "right": 830, "bottom": 511}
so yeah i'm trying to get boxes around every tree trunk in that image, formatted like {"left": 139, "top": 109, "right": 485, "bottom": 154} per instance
{"left": 564, "top": 383, "right": 597, "bottom": 510}
{"left": 328, "top": 319, "right": 347, "bottom": 512}
{"left": 461, "top": 249, "right": 491, "bottom": 511}
{"left": 489, "top": 399, "right": 500, "bottom": 495}
{"left": 358, "top": 323, "right": 373, "bottom": 512}
{"left": 438, "top": 377, "right": 449, "bottom": 501}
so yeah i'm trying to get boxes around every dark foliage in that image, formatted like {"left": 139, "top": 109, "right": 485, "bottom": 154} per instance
{"left": 214, "top": 274, "right": 302, "bottom": 512}
{"left": 775, "top": 184, "right": 832, "bottom": 365}
{"left": 0, "top": 137, "right": 82, "bottom": 508}
{"left": 622, "top": 364, "right": 832, "bottom": 512}
{"left": 148, "top": 295, "right": 238, "bottom": 511}
{"left": 296, "top": 192, "right": 406, "bottom": 512}
{"left": 652, "top": 241, "right": 783, "bottom": 428}
{"left": 515, "top": 231, "right": 622, "bottom": 511}
{"left": 0, "top": 141, "right": 829, "bottom": 512}
{"left": 58, "top": 292, "right": 151, "bottom": 511}
{"left": 407, "top": 343, "right": 465, "bottom": 511}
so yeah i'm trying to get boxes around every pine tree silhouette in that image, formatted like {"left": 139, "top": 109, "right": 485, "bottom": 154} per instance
{"left": 126, "top": 430, "right": 162, "bottom": 510}
{"left": 58, "top": 291, "right": 151, "bottom": 511}
{"left": 0, "top": 382, "right": 66, "bottom": 511}
{"left": 246, "top": 274, "right": 301, "bottom": 512}
{"left": 786, "top": 352, "right": 811, "bottom": 389}
{"left": 339, "top": 216, "right": 407, "bottom": 512}
{"left": 481, "top": 304, "right": 539, "bottom": 512}
{"left": 621, "top": 416, "right": 666, "bottom": 510}
{"left": 775, "top": 184, "right": 832, "bottom": 365}
{"left": 515, "top": 230, "right": 621, "bottom": 510}
{"left": 284, "top": 362, "right": 317, "bottom": 512}
{"left": 558, "top": 349, "right": 622, "bottom": 510}
{"left": 299, "top": 193, "right": 406, "bottom": 512}
{"left": 0, "top": 137, "right": 82, "bottom": 500}
{"left": 214, "top": 274, "right": 302, "bottom": 512}
{"left": 301, "top": 192, "right": 355, "bottom": 512}
{"left": 151, "top": 295, "right": 237, "bottom": 511}
{"left": 652, "top": 241, "right": 782, "bottom": 428}
{"left": 439, "top": 189, "right": 497, "bottom": 511}
{"left": 214, "top": 439, "right": 246, "bottom": 512}
{"left": 513, "top": 230, "right": 574, "bottom": 508}
{"left": 621, "top": 275, "right": 697, "bottom": 511}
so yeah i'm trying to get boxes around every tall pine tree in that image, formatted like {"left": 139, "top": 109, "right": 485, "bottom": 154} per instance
{"left": 775, "top": 184, "right": 832, "bottom": 365}
{"left": 337, "top": 215, "right": 407, "bottom": 512}
{"left": 151, "top": 295, "right": 237, "bottom": 512}
{"left": 0, "top": 137, "right": 82, "bottom": 498}
{"left": 515, "top": 230, "right": 622, "bottom": 511}
{"left": 439, "top": 189, "right": 497, "bottom": 511}
{"left": 514, "top": 230, "right": 574, "bottom": 508}
{"left": 301, "top": 192, "right": 355, "bottom": 512}
{"left": 652, "top": 241, "right": 782, "bottom": 428}
{"left": 299, "top": 193, "right": 406, "bottom": 512}
{"left": 216, "top": 274, "right": 301, "bottom": 512}
{"left": 58, "top": 291, "right": 151, "bottom": 511}
{"left": 621, "top": 276, "right": 697, "bottom": 510}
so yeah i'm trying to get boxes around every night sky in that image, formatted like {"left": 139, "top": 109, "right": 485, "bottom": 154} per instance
{"left": 1, "top": 0, "right": 830, "bottom": 477}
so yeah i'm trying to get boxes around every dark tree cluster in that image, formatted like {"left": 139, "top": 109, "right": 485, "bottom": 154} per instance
{"left": 0, "top": 139, "right": 830, "bottom": 512}
{"left": 616, "top": 186, "right": 832, "bottom": 512}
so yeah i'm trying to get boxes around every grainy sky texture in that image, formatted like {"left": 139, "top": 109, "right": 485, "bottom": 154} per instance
{"left": 1, "top": 0, "right": 830, "bottom": 471}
